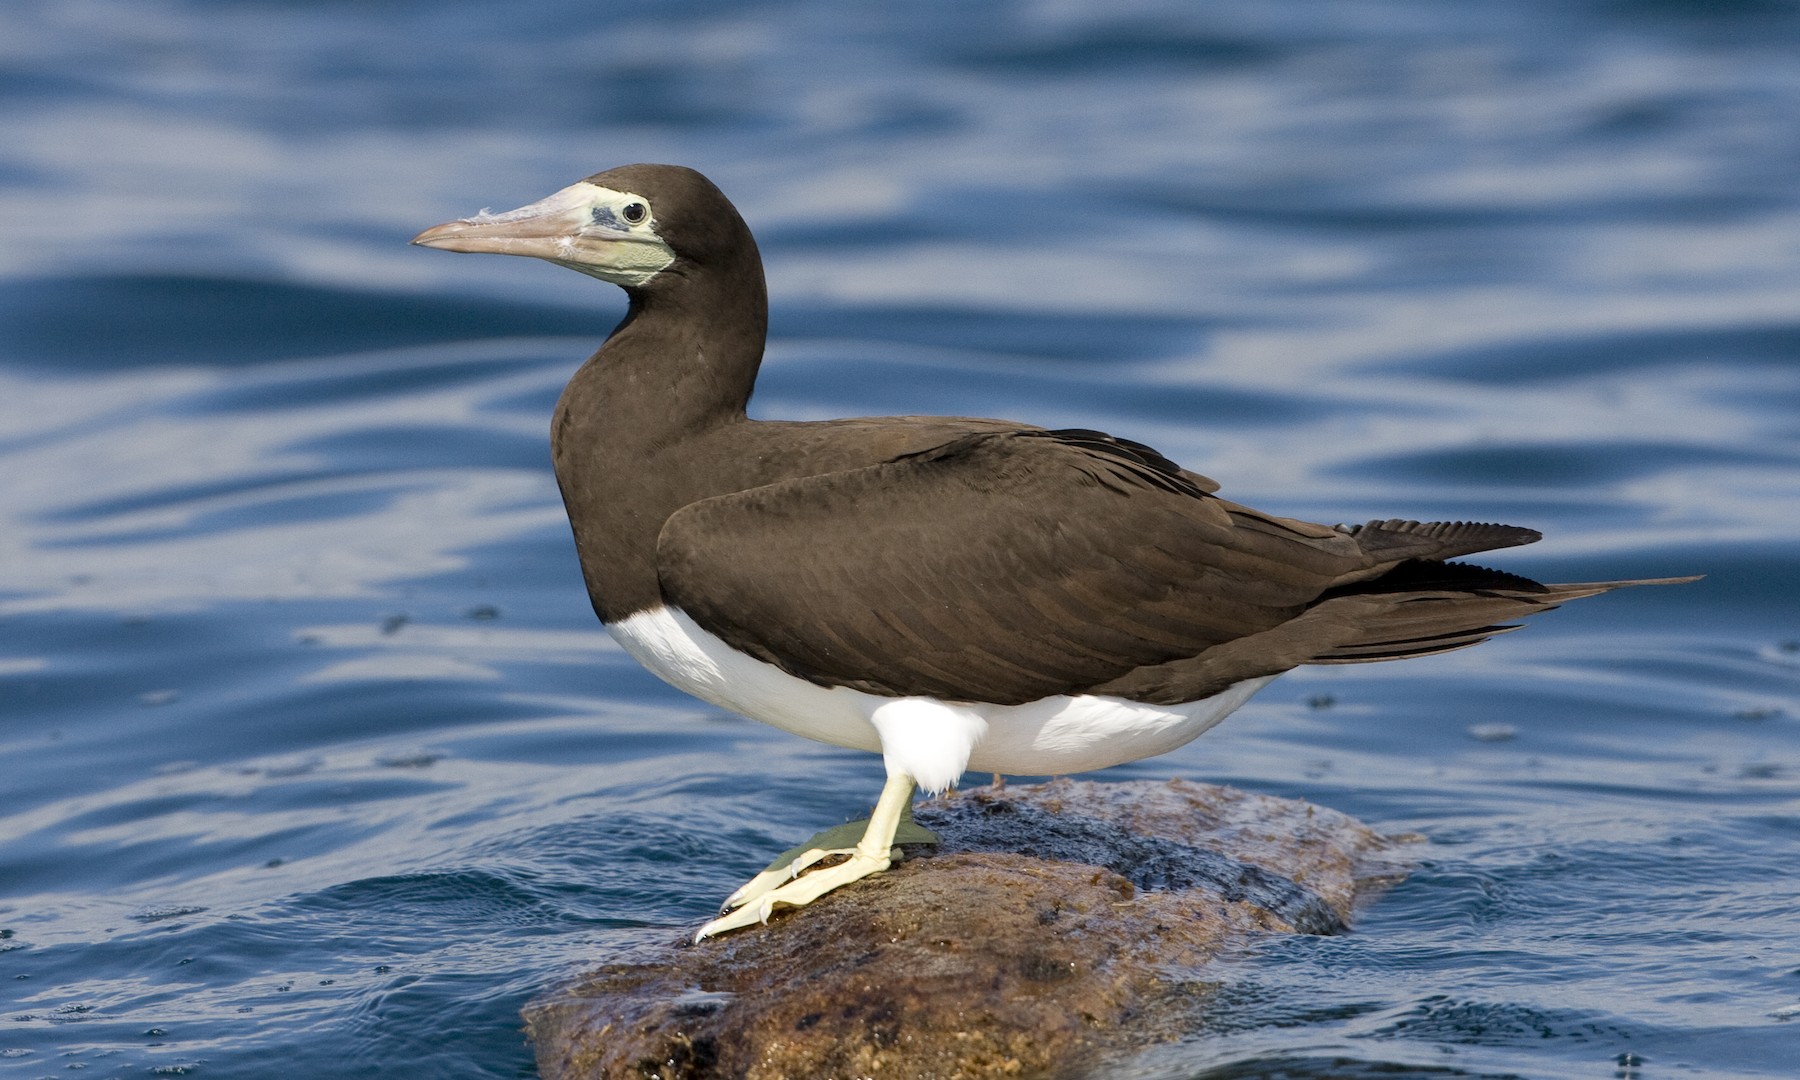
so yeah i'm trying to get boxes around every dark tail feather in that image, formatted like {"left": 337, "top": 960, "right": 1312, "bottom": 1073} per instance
{"left": 1306, "top": 563, "right": 1701, "bottom": 665}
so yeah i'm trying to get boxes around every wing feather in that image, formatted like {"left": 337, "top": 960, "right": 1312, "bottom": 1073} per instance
{"left": 657, "top": 430, "right": 1367, "bottom": 704}
{"left": 655, "top": 427, "right": 1684, "bottom": 706}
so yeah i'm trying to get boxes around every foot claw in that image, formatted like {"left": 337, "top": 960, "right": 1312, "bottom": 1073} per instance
{"left": 696, "top": 850, "right": 892, "bottom": 942}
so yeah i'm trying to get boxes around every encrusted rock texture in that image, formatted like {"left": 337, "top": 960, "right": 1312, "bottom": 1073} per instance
{"left": 526, "top": 778, "right": 1411, "bottom": 1080}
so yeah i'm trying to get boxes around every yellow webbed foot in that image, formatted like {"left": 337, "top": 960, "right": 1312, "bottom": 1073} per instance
{"left": 696, "top": 772, "right": 925, "bottom": 942}
{"left": 695, "top": 846, "right": 893, "bottom": 939}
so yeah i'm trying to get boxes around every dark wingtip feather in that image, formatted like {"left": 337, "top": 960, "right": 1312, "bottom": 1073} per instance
{"left": 1314, "top": 622, "right": 1525, "bottom": 662}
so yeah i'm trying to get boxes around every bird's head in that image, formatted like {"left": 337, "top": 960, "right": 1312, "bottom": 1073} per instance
{"left": 412, "top": 164, "right": 750, "bottom": 291}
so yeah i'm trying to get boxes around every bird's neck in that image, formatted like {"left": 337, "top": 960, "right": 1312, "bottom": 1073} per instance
{"left": 568, "top": 262, "right": 768, "bottom": 441}
{"left": 548, "top": 263, "right": 769, "bottom": 623}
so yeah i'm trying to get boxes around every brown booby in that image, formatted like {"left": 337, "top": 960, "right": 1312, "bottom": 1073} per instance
{"left": 413, "top": 164, "right": 1694, "bottom": 940}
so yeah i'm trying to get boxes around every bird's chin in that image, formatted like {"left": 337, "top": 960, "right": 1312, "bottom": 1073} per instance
{"left": 549, "top": 241, "right": 677, "bottom": 288}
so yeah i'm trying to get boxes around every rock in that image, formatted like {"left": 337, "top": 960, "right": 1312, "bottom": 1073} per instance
{"left": 527, "top": 778, "right": 1410, "bottom": 1080}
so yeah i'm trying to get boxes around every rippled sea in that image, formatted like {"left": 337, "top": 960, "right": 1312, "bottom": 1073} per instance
{"left": 3, "top": 2, "right": 1798, "bottom": 1077}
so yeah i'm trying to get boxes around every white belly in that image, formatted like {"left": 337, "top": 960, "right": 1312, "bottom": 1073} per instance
{"left": 605, "top": 606, "right": 1275, "bottom": 793}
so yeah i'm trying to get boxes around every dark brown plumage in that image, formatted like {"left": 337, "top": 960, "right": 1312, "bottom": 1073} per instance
{"left": 660, "top": 427, "right": 1575, "bottom": 706}
{"left": 414, "top": 163, "right": 1695, "bottom": 938}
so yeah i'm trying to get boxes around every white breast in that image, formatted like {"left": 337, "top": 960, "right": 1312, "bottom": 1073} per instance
{"left": 605, "top": 606, "right": 1275, "bottom": 793}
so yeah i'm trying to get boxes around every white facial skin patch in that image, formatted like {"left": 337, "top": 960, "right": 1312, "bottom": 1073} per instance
{"left": 541, "top": 183, "right": 676, "bottom": 288}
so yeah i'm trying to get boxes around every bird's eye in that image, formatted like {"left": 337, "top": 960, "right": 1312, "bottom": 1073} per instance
{"left": 620, "top": 201, "right": 648, "bottom": 225}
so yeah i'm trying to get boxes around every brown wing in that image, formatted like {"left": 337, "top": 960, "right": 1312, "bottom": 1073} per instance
{"left": 655, "top": 428, "right": 1666, "bottom": 706}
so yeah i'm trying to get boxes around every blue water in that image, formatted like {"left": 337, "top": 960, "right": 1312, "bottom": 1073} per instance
{"left": 2, "top": 2, "right": 1797, "bottom": 1077}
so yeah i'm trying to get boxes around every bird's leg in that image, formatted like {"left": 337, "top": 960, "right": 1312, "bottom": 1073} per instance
{"left": 894, "top": 789, "right": 939, "bottom": 846}
{"left": 695, "top": 771, "right": 923, "bottom": 941}
{"left": 716, "top": 791, "right": 938, "bottom": 914}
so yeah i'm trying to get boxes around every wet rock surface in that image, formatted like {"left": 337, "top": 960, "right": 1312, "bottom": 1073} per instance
{"left": 527, "top": 779, "right": 1410, "bottom": 1080}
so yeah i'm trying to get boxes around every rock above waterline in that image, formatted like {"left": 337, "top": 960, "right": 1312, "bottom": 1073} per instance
{"left": 527, "top": 778, "right": 1409, "bottom": 1080}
